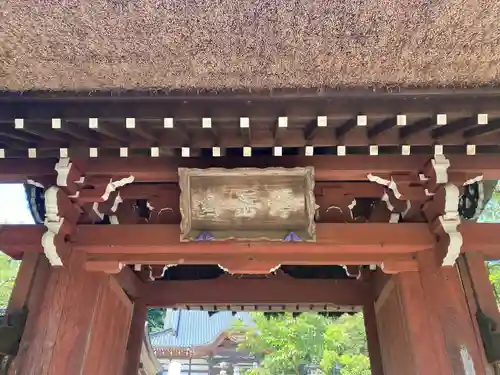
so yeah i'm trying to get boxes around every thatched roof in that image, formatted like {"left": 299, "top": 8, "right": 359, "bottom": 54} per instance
{"left": 1, "top": 0, "right": 499, "bottom": 91}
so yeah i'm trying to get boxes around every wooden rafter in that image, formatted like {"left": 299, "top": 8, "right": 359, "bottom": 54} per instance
{"left": 0, "top": 90, "right": 500, "bottom": 157}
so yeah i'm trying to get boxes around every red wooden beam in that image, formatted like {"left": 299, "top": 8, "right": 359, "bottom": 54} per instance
{"left": 4, "top": 154, "right": 500, "bottom": 182}
{"left": 74, "top": 223, "right": 433, "bottom": 254}
{"left": 3, "top": 155, "right": 500, "bottom": 183}
{"left": 143, "top": 275, "right": 370, "bottom": 307}
{"left": 0, "top": 155, "right": 430, "bottom": 182}
{"left": 0, "top": 225, "right": 45, "bottom": 257}
{"left": 461, "top": 222, "right": 500, "bottom": 259}
{"left": 4, "top": 223, "right": 500, "bottom": 265}
{"left": 0, "top": 223, "right": 434, "bottom": 255}
{"left": 0, "top": 224, "right": 432, "bottom": 270}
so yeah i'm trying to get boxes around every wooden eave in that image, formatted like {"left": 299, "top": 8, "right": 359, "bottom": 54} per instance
{"left": 0, "top": 89, "right": 500, "bottom": 158}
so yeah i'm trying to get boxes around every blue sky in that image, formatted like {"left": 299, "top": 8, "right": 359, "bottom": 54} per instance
{"left": 0, "top": 184, "right": 34, "bottom": 224}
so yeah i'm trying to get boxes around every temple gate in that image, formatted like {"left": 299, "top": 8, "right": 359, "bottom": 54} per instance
{"left": 0, "top": 90, "right": 499, "bottom": 375}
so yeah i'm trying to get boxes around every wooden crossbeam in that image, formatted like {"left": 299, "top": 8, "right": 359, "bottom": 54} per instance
{"left": 0, "top": 155, "right": 431, "bottom": 182}
{"left": 143, "top": 275, "right": 370, "bottom": 307}
{"left": 461, "top": 223, "right": 500, "bottom": 260}
{"left": 3, "top": 223, "right": 500, "bottom": 268}
{"left": 3, "top": 154, "right": 500, "bottom": 183}
{"left": 75, "top": 224, "right": 434, "bottom": 254}
{"left": 0, "top": 223, "right": 433, "bottom": 256}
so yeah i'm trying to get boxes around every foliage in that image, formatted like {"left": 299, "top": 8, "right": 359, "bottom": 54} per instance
{"left": 0, "top": 253, "right": 19, "bottom": 307}
{"left": 236, "top": 312, "right": 370, "bottom": 375}
{"left": 478, "top": 190, "right": 500, "bottom": 223}
{"left": 487, "top": 262, "right": 500, "bottom": 305}
{"left": 321, "top": 314, "right": 370, "bottom": 375}
{"left": 147, "top": 308, "right": 166, "bottom": 334}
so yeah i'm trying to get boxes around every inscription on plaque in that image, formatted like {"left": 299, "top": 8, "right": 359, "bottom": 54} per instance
{"left": 179, "top": 167, "right": 316, "bottom": 241}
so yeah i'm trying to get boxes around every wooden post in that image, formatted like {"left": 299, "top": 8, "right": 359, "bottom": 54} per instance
{"left": 417, "top": 250, "right": 490, "bottom": 375}
{"left": 10, "top": 250, "right": 133, "bottom": 375}
{"left": 6, "top": 253, "right": 48, "bottom": 315}
{"left": 374, "top": 250, "right": 494, "bottom": 375}
{"left": 457, "top": 252, "right": 499, "bottom": 373}
{"left": 459, "top": 252, "right": 500, "bottom": 327}
{"left": 363, "top": 303, "right": 384, "bottom": 375}
{"left": 375, "top": 271, "right": 449, "bottom": 375}
{"left": 123, "top": 301, "right": 148, "bottom": 375}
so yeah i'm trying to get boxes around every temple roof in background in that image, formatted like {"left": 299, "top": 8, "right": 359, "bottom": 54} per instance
{"left": 150, "top": 310, "right": 253, "bottom": 349}
{"left": 1, "top": 0, "right": 499, "bottom": 91}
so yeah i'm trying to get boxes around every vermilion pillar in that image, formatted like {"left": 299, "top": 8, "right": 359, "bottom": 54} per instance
{"left": 8, "top": 250, "right": 134, "bottom": 375}
{"left": 374, "top": 250, "right": 492, "bottom": 375}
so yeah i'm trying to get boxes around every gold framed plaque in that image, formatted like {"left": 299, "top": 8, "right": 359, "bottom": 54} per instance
{"left": 179, "top": 167, "right": 316, "bottom": 242}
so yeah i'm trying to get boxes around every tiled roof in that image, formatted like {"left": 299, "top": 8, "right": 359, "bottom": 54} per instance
{"left": 150, "top": 310, "right": 253, "bottom": 348}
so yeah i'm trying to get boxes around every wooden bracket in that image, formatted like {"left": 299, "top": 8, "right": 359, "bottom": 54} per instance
{"left": 218, "top": 260, "right": 282, "bottom": 275}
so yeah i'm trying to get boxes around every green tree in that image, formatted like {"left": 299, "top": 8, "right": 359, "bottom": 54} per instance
{"left": 487, "top": 262, "right": 500, "bottom": 305}
{"left": 0, "top": 253, "right": 19, "bottom": 306}
{"left": 236, "top": 312, "right": 369, "bottom": 375}
{"left": 321, "top": 314, "right": 370, "bottom": 375}
{"left": 147, "top": 308, "right": 166, "bottom": 333}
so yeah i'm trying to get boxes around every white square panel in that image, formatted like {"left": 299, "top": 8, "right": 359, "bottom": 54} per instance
{"left": 243, "top": 146, "right": 252, "bottom": 157}
{"left": 437, "top": 114, "right": 447, "bottom": 126}
{"left": 126, "top": 118, "right": 136, "bottom": 128}
{"left": 89, "top": 118, "right": 98, "bottom": 128}
{"left": 357, "top": 115, "right": 367, "bottom": 126}
{"left": 52, "top": 118, "right": 61, "bottom": 129}
{"left": 369, "top": 145, "right": 379, "bottom": 155}
{"left": 120, "top": 147, "right": 128, "bottom": 157}
{"left": 240, "top": 117, "right": 250, "bottom": 128}
{"left": 212, "top": 147, "right": 221, "bottom": 157}
{"left": 337, "top": 145, "right": 346, "bottom": 156}
{"left": 278, "top": 117, "right": 288, "bottom": 128}
{"left": 181, "top": 147, "right": 190, "bottom": 157}
{"left": 28, "top": 148, "right": 36, "bottom": 158}
{"left": 89, "top": 148, "right": 98, "bottom": 158}
{"left": 59, "top": 148, "right": 68, "bottom": 158}
{"left": 397, "top": 115, "right": 407, "bottom": 126}
{"left": 164, "top": 118, "right": 174, "bottom": 128}
{"left": 401, "top": 145, "right": 411, "bottom": 155}
{"left": 434, "top": 144, "right": 444, "bottom": 155}
{"left": 317, "top": 116, "right": 327, "bottom": 127}
{"left": 478, "top": 114, "right": 488, "bottom": 125}
{"left": 202, "top": 118, "right": 212, "bottom": 128}
{"left": 14, "top": 119, "right": 24, "bottom": 129}
{"left": 305, "top": 146, "right": 314, "bottom": 156}
{"left": 150, "top": 147, "right": 160, "bottom": 157}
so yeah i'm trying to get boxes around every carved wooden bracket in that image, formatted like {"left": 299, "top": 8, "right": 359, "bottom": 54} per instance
{"left": 366, "top": 173, "right": 415, "bottom": 223}
{"left": 420, "top": 155, "right": 463, "bottom": 267}
{"left": 218, "top": 260, "right": 282, "bottom": 275}
{"left": 42, "top": 159, "right": 86, "bottom": 266}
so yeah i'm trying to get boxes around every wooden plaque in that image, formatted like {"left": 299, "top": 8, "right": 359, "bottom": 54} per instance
{"left": 179, "top": 167, "right": 316, "bottom": 242}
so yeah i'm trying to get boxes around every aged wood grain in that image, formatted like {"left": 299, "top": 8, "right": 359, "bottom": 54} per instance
{"left": 179, "top": 167, "right": 317, "bottom": 241}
